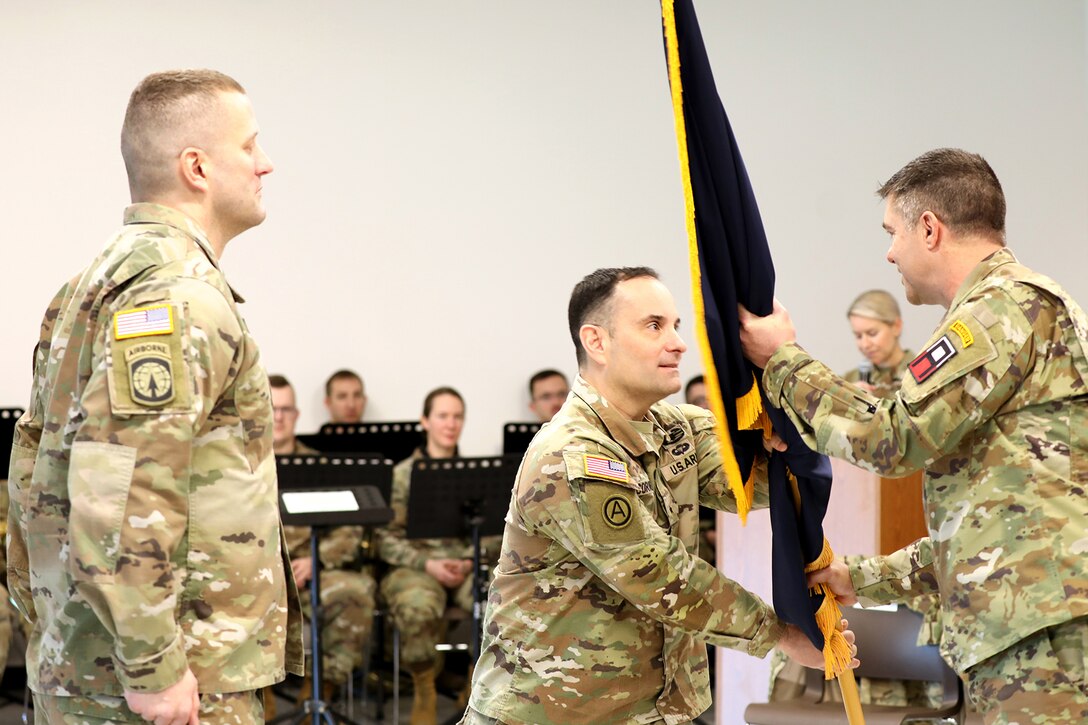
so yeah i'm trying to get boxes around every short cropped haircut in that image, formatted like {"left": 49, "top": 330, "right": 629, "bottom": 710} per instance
{"left": 268, "top": 374, "right": 292, "bottom": 390}
{"left": 121, "top": 69, "right": 245, "bottom": 200}
{"left": 568, "top": 267, "right": 658, "bottom": 367}
{"left": 684, "top": 374, "right": 704, "bottom": 399}
{"left": 877, "top": 148, "right": 1005, "bottom": 241}
{"left": 324, "top": 369, "right": 364, "bottom": 398}
{"left": 528, "top": 369, "right": 567, "bottom": 397}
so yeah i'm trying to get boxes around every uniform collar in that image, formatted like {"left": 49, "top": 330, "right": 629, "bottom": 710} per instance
{"left": 123, "top": 203, "right": 246, "bottom": 303}
{"left": 571, "top": 376, "right": 664, "bottom": 457}
{"left": 947, "top": 247, "right": 1018, "bottom": 313}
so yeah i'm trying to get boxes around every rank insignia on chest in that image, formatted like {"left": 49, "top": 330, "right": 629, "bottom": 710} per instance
{"left": 114, "top": 304, "right": 174, "bottom": 340}
{"left": 908, "top": 335, "right": 957, "bottom": 383}
{"left": 125, "top": 342, "right": 176, "bottom": 406}
{"left": 583, "top": 454, "right": 629, "bottom": 484}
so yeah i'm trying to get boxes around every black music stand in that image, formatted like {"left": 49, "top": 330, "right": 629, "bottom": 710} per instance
{"left": 0, "top": 408, "right": 25, "bottom": 477}
{"left": 405, "top": 456, "right": 515, "bottom": 662}
{"left": 273, "top": 456, "right": 394, "bottom": 725}
{"left": 297, "top": 422, "right": 423, "bottom": 464}
{"left": 502, "top": 422, "right": 541, "bottom": 456}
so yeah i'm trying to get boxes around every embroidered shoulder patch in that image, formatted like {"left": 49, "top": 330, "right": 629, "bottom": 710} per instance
{"left": 114, "top": 305, "right": 174, "bottom": 340}
{"left": 908, "top": 335, "right": 958, "bottom": 383}
{"left": 949, "top": 320, "right": 974, "bottom": 349}
{"left": 602, "top": 495, "right": 633, "bottom": 529}
{"left": 583, "top": 454, "right": 629, "bottom": 484}
{"left": 125, "top": 342, "right": 176, "bottom": 406}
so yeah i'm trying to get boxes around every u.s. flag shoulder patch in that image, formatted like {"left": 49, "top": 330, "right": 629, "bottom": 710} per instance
{"left": 114, "top": 304, "right": 174, "bottom": 340}
{"left": 583, "top": 454, "right": 629, "bottom": 484}
{"left": 908, "top": 335, "right": 957, "bottom": 383}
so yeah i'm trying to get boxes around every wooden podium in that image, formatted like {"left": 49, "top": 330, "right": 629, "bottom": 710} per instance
{"left": 879, "top": 469, "right": 927, "bottom": 554}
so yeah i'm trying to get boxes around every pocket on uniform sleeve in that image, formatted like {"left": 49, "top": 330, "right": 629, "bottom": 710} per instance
{"left": 68, "top": 440, "right": 137, "bottom": 581}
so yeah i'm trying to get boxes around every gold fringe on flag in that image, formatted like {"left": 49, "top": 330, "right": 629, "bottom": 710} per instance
{"left": 661, "top": 0, "right": 754, "bottom": 523}
{"left": 662, "top": 2, "right": 863, "bottom": 720}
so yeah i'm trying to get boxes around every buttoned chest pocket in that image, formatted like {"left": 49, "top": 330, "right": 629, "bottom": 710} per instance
{"left": 232, "top": 333, "right": 273, "bottom": 473}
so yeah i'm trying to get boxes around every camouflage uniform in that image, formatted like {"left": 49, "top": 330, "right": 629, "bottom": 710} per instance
{"left": 282, "top": 441, "right": 376, "bottom": 686}
{"left": 377, "top": 448, "right": 499, "bottom": 667}
{"left": 763, "top": 249, "right": 1088, "bottom": 722}
{"left": 464, "top": 376, "right": 781, "bottom": 725}
{"left": 771, "top": 348, "right": 946, "bottom": 708}
{"left": 7, "top": 203, "right": 304, "bottom": 721}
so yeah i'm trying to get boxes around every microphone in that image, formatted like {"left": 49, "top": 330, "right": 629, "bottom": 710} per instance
{"left": 857, "top": 360, "right": 873, "bottom": 385}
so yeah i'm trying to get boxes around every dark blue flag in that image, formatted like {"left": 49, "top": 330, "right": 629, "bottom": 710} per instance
{"left": 660, "top": 0, "right": 855, "bottom": 687}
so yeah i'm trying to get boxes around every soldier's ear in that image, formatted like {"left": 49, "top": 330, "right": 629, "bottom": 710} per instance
{"left": 580, "top": 323, "right": 608, "bottom": 365}
{"left": 179, "top": 147, "right": 209, "bottom": 193}
{"left": 919, "top": 210, "right": 943, "bottom": 251}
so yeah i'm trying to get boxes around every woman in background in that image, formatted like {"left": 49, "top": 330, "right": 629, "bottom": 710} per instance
{"left": 843, "top": 289, "right": 912, "bottom": 398}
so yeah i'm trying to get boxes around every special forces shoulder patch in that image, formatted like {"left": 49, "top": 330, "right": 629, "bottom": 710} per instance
{"left": 125, "top": 341, "right": 175, "bottom": 406}
{"left": 908, "top": 335, "right": 957, "bottom": 383}
{"left": 108, "top": 303, "right": 191, "bottom": 413}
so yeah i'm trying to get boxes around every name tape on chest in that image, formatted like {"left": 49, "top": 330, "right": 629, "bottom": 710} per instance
{"left": 583, "top": 454, "right": 629, "bottom": 484}
{"left": 908, "top": 335, "right": 957, "bottom": 383}
{"left": 114, "top": 304, "right": 174, "bottom": 340}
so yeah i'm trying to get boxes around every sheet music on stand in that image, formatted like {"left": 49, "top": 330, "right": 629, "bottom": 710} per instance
{"left": 276, "top": 453, "right": 394, "bottom": 527}
{"left": 296, "top": 421, "right": 422, "bottom": 463}
{"left": 502, "top": 421, "right": 542, "bottom": 456}
{"left": 272, "top": 455, "right": 392, "bottom": 725}
{"left": 0, "top": 408, "right": 25, "bottom": 476}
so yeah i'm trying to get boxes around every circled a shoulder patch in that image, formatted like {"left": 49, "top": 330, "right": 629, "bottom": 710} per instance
{"left": 602, "top": 495, "right": 632, "bottom": 529}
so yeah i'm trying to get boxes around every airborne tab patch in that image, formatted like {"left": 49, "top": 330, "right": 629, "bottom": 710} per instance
{"left": 583, "top": 455, "right": 629, "bottom": 484}
{"left": 125, "top": 342, "right": 176, "bottom": 406}
{"left": 908, "top": 335, "right": 958, "bottom": 383}
{"left": 949, "top": 320, "right": 974, "bottom": 349}
{"left": 114, "top": 305, "right": 174, "bottom": 340}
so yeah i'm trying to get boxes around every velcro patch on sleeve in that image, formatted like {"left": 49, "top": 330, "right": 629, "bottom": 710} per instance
{"left": 581, "top": 481, "right": 644, "bottom": 545}
{"left": 108, "top": 303, "right": 193, "bottom": 414}
{"left": 583, "top": 454, "right": 629, "bottom": 484}
{"left": 114, "top": 304, "right": 174, "bottom": 340}
{"left": 908, "top": 335, "right": 957, "bottom": 383}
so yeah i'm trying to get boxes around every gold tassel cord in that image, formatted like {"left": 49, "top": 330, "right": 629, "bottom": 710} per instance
{"left": 661, "top": 0, "right": 751, "bottom": 523}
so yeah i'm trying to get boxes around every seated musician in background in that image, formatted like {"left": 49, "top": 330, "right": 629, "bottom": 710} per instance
{"left": 527, "top": 369, "right": 570, "bottom": 423}
{"left": 324, "top": 368, "right": 367, "bottom": 424}
{"left": 271, "top": 374, "right": 376, "bottom": 698}
{"left": 377, "top": 387, "right": 499, "bottom": 725}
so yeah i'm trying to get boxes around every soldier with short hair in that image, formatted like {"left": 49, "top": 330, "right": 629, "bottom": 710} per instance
{"left": 527, "top": 369, "right": 569, "bottom": 423}
{"left": 270, "top": 375, "right": 376, "bottom": 696}
{"left": 324, "top": 369, "right": 367, "bottom": 423}
{"left": 740, "top": 148, "right": 1088, "bottom": 723}
{"left": 462, "top": 267, "right": 855, "bottom": 725}
{"left": 7, "top": 69, "right": 304, "bottom": 724}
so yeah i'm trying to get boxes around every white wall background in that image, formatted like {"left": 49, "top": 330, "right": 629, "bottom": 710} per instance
{"left": 2, "top": 1, "right": 1086, "bottom": 453}
{"left": 3, "top": 1, "right": 1087, "bottom": 717}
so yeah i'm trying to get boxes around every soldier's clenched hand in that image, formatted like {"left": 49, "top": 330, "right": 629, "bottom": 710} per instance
{"left": 125, "top": 667, "right": 200, "bottom": 725}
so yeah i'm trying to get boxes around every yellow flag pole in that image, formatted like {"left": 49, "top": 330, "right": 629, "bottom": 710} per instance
{"left": 661, "top": 3, "right": 864, "bottom": 721}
